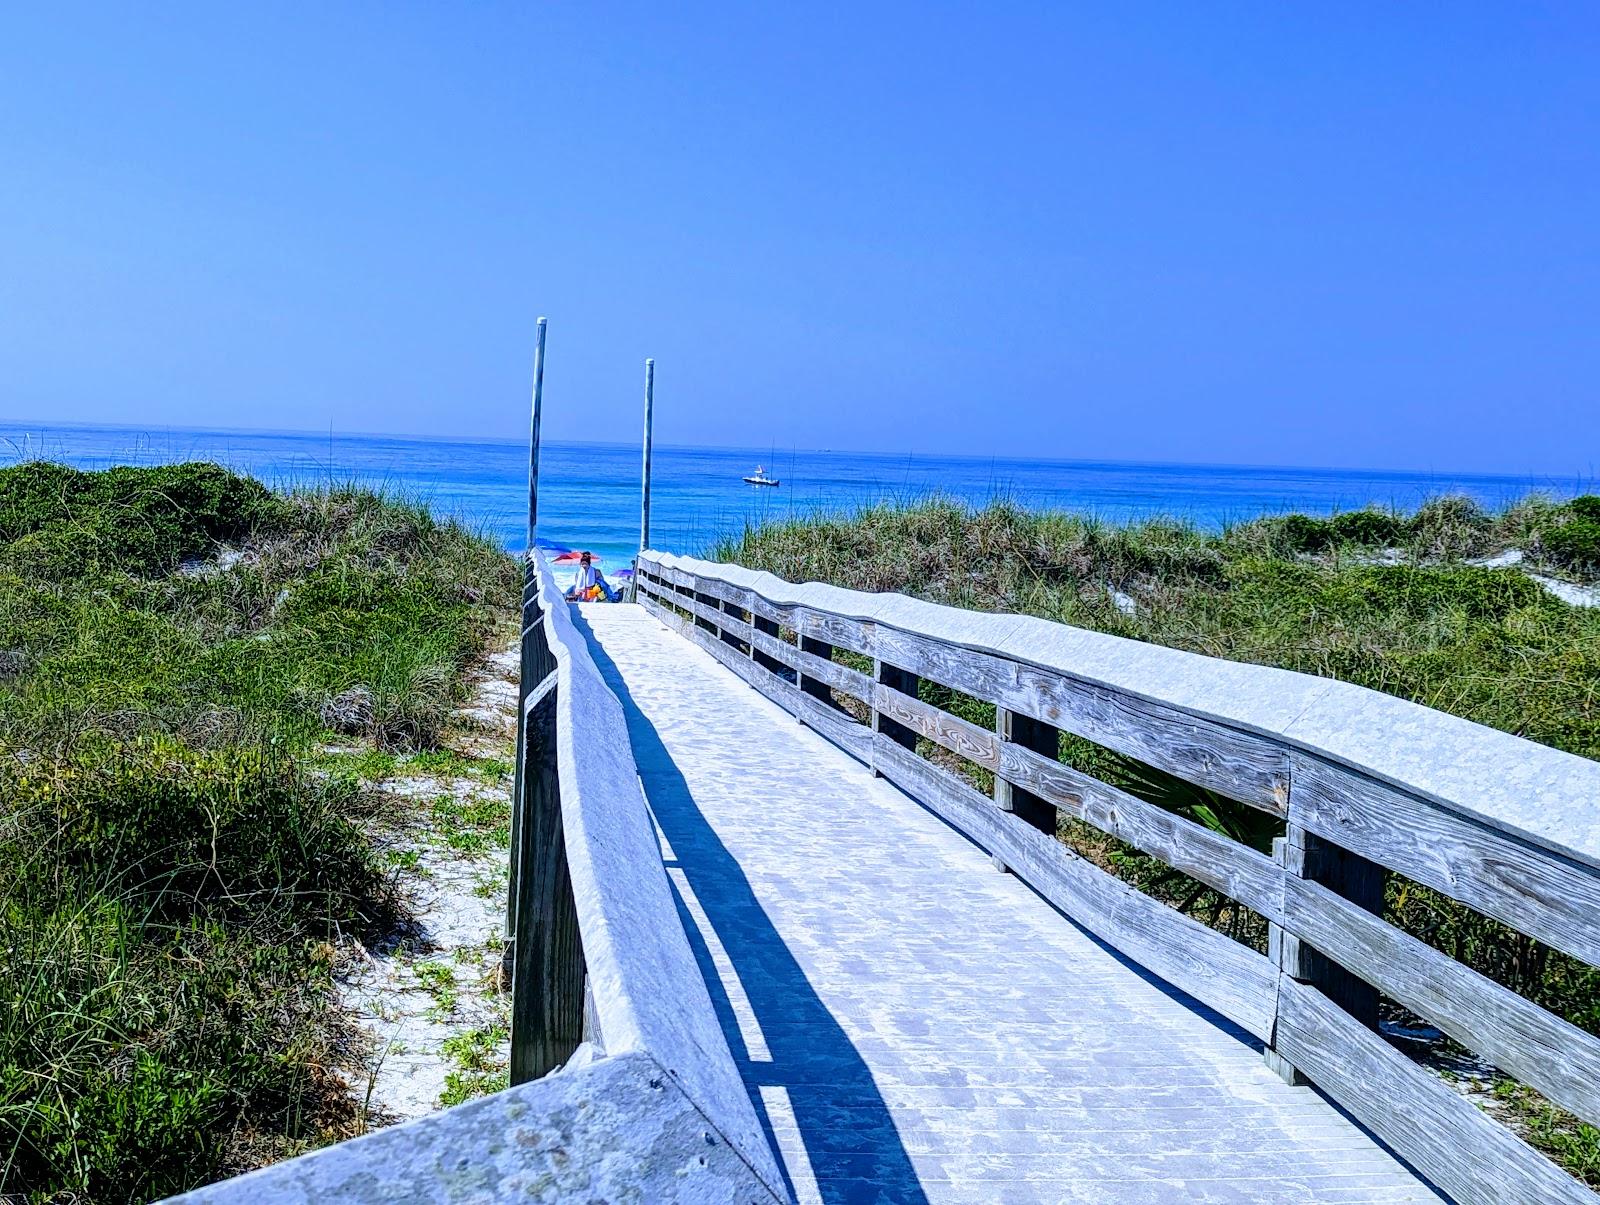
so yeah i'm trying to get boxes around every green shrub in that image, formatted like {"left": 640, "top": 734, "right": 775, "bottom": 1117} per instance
{"left": 1266, "top": 513, "right": 1334, "bottom": 554}
{"left": 1543, "top": 518, "right": 1600, "bottom": 574}
{"left": 0, "top": 462, "right": 515, "bottom": 1201}
{"left": 0, "top": 461, "right": 286, "bottom": 577}
{"left": 1327, "top": 507, "right": 1406, "bottom": 546}
{"left": 1569, "top": 495, "right": 1600, "bottom": 522}
{"left": 28, "top": 737, "right": 383, "bottom": 925}
{"left": 1409, "top": 494, "right": 1491, "bottom": 559}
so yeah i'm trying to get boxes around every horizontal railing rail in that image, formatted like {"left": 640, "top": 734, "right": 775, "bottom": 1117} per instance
{"left": 171, "top": 551, "right": 786, "bottom": 1204}
{"left": 637, "top": 548, "right": 1600, "bottom": 1205}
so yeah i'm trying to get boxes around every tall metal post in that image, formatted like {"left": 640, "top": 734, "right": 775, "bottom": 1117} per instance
{"left": 507, "top": 316, "right": 548, "bottom": 942}
{"left": 527, "top": 317, "right": 548, "bottom": 550}
{"left": 640, "top": 357, "right": 655, "bottom": 557}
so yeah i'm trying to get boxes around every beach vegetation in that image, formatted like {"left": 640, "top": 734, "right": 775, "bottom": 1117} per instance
{"left": 0, "top": 461, "right": 516, "bottom": 1202}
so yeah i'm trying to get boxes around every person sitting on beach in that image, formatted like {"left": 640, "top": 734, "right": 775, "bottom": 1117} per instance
{"left": 565, "top": 552, "right": 619, "bottom": 602}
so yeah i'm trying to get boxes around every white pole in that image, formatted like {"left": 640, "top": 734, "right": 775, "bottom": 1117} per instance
{"left": 640, "top": 358, "right": 655, "bottom": 556}
{"left": 527, "top": 318, "right": 548, "bottom": 556}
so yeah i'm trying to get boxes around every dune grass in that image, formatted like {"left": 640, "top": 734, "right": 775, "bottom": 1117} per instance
{"left": 713, "top": 492, "right": 1600, "bottom": 1182}
{"left": 0, "top": 461, "right": 517, "bottom": 1202}
{"left": 714, "top": 492, "right": 1600, "bottom": 759}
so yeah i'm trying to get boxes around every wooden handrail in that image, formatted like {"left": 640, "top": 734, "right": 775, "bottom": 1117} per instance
{"left": 505, "top": 551, "right": 786, "bottom": 1197}
{"left": 637, "top": 548, "right": 1600, "bottom": 1205}
{"left": 173, "top": 555, "right": 787, "bottom": 1203}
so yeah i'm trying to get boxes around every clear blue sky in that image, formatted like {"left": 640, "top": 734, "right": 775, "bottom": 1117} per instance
{"left": 2, "top": 3, "right": 1597, "bottom": 473}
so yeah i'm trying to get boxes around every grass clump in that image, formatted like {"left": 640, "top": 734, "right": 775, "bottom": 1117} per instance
{"left": 438, "top": 1026, "right": 509, "bottom": 1108}
{"left": 1539, "top": 495, "right": 1600, "bottom": 575}
{"left": 428, "top": 792, "right": 512, "bottom": 857}
{"left": 0, "top": 461, "right": 516, "bottom": 1202}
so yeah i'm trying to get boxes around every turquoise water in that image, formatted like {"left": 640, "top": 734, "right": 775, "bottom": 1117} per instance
{"left": 4, "top": 421, "right": 1592, "bottom": 569}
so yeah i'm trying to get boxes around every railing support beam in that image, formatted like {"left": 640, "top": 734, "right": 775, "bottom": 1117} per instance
{"left": 719, "top": 598, "right": 749, "bottom": 653}
{"left": 991, "top": 706, "right": 1059, "bottom": 871}
{"left": 510, "top": 682, "right": 585, "bottom": 1084}
{"left": 871, "top": 660, "right": 920, "bottom": 776}
{"left": 799, "top": 634, "right": 835, "bottom": 702}
{"left": 752, "top": 614, "right": 786, "bottom": 675}
{"left": 1265, "top": 823, "right": 1385, "bottom": 1084}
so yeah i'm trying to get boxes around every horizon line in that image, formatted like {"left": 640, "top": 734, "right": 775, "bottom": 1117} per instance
{"left": 4, "top": 416, "right": 1594, "bottom": 488}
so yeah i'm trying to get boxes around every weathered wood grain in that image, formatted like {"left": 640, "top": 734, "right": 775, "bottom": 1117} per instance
{"left": 749, "top": 624, "right": 799, "bottom": 668}
{"left": 1291, "top": 750, "right": 1600, "bottom": 969}
{"left": 749, "top": 615, "right": 789, "bottom": 677}
{"left": 797, "top": 634, "right": 835, "bottom": 704}
{"left": 170, "top": 1049, "right": 785, "bottom": 1205}
{"left": 691, "top": 589, "right": 720, "bottom": 636}
{"left": 798, "top": 607, "right": 876, "bottom": 659}
{"left": 867, "top": 622, "right": 1290, "bottom": 815}
{"left": 874, "top": 681, "right": 992, "bottom": 765}
{"left": 1282, "top": 824, "right": 1383, "bottom": 1029}
{"left": 871, "top": 734, "right": 1280, "bottom": 1041}
{"left": 677, "top": 590, "right": 754, "bottom": 644}
{"left": 509, "top": 684, "right": 584, "bottom": 1083}
{"left": 790, "top": 640, "right": 872, "bottom": 702}
{"left": 682, "top": 570, "right": 752, "bottom": 613}
{"left": 797, "top": 691, "right": 874, "bottom": 765}
{"left": 1263, "top": 836, "right": 1308, "bottom": 1086}
{"left": 995, "top": 706, "right": 1060, "bottom": 836}
{"left": 742, "top": 588, "right": 796, "bottom": 629}
{"left": 871, "top": 659, "right": 922, "bottom": 780}
{"left": 637, "top": 586, "right": 681, "bottom": 624}
{"left": 1284, "top": 875, "right": 1600, "bottom": 1127}
{"left": 873, "top": 683, "right": 1285, "bottom": 920}
{"left": 1274, "top": 976, "right": 1592, "bottom": 1205}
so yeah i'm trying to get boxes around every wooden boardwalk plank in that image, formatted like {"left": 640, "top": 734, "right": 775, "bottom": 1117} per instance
{"left": 576, "top": 604, "right": 1440, "bottom": 1205}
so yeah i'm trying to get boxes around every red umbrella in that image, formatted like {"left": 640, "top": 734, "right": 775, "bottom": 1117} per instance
{"left": 551, "top": 550, "right": 601, "bottom": 565}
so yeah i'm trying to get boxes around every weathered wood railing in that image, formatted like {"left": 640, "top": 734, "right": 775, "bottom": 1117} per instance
{"left": 171, "top": 550, "right": 786, "bottom": 1204}
{"left": 637, "top": 548, "right": 1600, "bottom": 1205}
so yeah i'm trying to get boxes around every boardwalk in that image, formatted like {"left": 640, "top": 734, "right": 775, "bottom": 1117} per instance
{"left": 577, "top": 603, "right": 1439, "bottom": 1205}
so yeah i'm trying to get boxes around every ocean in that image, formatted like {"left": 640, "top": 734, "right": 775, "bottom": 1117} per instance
{"left": 4, "top": 421, "right": 1591, "bottom": 570}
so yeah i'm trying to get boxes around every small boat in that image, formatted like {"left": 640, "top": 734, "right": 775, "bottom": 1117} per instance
{"left": 743, "top": 465, "right": 780, "bottom": 487}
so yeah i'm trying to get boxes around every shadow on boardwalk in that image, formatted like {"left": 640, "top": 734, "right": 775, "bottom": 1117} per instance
{"left": 578, "top": 614, "right": 929, "bottom": 1205}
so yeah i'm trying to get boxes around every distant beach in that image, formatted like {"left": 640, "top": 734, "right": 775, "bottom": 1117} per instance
{"left": 4, "top": 421, "right": 1591, "bottom": 568}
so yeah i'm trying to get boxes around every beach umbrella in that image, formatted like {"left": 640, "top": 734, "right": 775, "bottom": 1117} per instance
{"left": 551, "top": 550, "right": 601, "bottom": 564}
{"left": 534, "top": 537, "right": 571, "bottom": 555}
{"left": 615, "top": 568, "right": 635, "bottom": 579}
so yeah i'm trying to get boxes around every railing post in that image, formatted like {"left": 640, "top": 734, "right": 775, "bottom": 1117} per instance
{"left": 509, "top": 679, "right": 585, "bottom": 1084}
{"left": 991, "top": 707, "right": 1059, "bottom": 870}
{"left": 1265, "top": 823, "right": 1385, "bottom": 1084}
{"left": 751, "top": 613, "right": 785, "bottom": 675}
{"left": 719, "top": 598, "right": 748, "bottom": 653}
{"left": 694, "top": 587, "right": 720, "bottom": 635}
{"left": 797, "top": 611, "right": 835, "bottom": 704}
{"left": 506, "top": 565, "right": 538, "bottom": 941}
{"left": 871, "top": 659, "right": 920, "bottom": 775}
{"left": 506, "top": 318, "right": 547, "bottom": 943}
